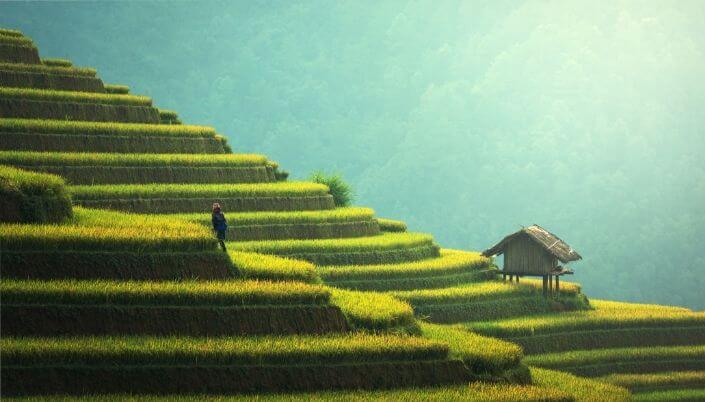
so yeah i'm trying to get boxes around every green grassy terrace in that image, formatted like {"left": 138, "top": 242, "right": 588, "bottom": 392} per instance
{"left": 231, "top": 232, "right": 434, "bottom": 254}
{"left": 0, "top": 279, "right": 331, "bottom": 306}
{"left": 0, "top": 367, "right": 633, "bottom": 401}
{"left": 68, "top": 181, "right": 329, "bottom": 200}
{"left": 319, "top": 249, "right": 490, "bottom": 281}
{"left": 0, "top": 62, "right": 97, "bottom": 76}
{"left": 174, "top": 207, "right": 375, "bottom": 226}
{"left": 1, "top": 334, "right": 449, "bottom": 366}
{"left": 230, "top": 251, "right": 319, "bottom": 283}
{"left": 525, "top": 345, "right": 705, "bottom": 377}
{"left": 0, "top": 151, "right": 268, "bottom": 167}
{"left": 467, "top": 300, "right": 705, "bottom": 338}
{"left": 0, "top": 118, "right": 218, "bottom": 137}
{"left": 0, "top": 87, "right": 152, "bottom": 106}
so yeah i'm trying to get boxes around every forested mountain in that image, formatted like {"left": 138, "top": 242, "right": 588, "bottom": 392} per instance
{"left": 2, "top": 0, "right": 704, "bottom": 309}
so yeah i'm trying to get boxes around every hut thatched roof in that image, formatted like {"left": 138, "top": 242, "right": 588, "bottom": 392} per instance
{"left": 482, "top": 224, "right": 582, "bottom": 263}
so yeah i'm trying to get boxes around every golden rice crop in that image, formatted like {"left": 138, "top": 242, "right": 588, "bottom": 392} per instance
{"left": 467, "top": 303, "right": 705, "bottom": 337}
{"left": 0, "top": 150, "right": 267, "bottom": 167}
{"left": 0, "top": 118, "right": 217, "bottom": 138}
{"left": 0, "top": 87, "right": 152, "bottom": 106}
{"left": 1, "top": 207, "right": 213, "bottom": 252}
{"left": 531, "top": 367, "right": 632, "bottom": 402}
{"left": 231, "top": 232, "right": 434, "bottom": 254}
{"left": 229, "top": 251, "right": 320, "bottom": 283}
{"left": 1, "top": 334, "right": 449, "bottom": 366}
{"left": 318, "top": 249, "right": 490, "bottom": 281}
{"left": 420, "top": 322, "right": 522, "bottom": 373}
{"left": 173, "top": 207, "right": 375, "bottom": 227}
{"left": 331, "top": 289, "right": 416, "bottom": 331}
{"left": 68, "top": 181, "right": 329, "bottom": 200}
{"left": 633, "top": 388, "right": 705, "bottom": 401}
{"left": 0, "top": 385, "right": 575, "bottom": 402}
{"left": 392, "top": 280, "right": 540, "bottom": 305}
{"left": 525, "top": 345, "right": 705, "bottom": 369}
{"left": 600, "top": 371, "right": 705, "bottom": 391}
{"left": 376, "top": 217, "right": 408, "bottom": 232}
{"left": 0, "top": 279, "right": 330, "bottom": 306}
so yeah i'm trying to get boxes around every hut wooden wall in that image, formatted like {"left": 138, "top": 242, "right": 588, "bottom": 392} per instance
{"left": 503, "top": 233, "right": 555, "bottom": 275}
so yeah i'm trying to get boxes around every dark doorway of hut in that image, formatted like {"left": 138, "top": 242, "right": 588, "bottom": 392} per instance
{"left": 482, "top": 225, "right": 582, "bottom": 297}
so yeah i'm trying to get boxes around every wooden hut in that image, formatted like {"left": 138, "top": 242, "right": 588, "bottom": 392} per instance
{"left": 482, "top": 225, "right": 582, "bottom": 296}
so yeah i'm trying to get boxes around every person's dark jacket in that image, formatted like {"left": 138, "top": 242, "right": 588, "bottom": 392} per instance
{"left": 212, "top": 211, "right": 227, "bottom": 231}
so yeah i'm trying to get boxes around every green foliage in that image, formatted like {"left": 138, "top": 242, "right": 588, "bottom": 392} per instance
{"left": 68, "top": 181, "right": 329, "bottom": 200}
{"left": 0, "top": 62, "right": 97, "bottom": 76}
{"left": 42, "top": 58, "right": 72, "bottom": 67}
{"left": 0, "top": 279, "right": 330, "bottom": 306}
{"left": 330, "top": 289, "right": 416, "bottom": 332}
{"left": 229, "top": 251, "right": 319, "bottom": 283}
{"left": 0, "top": 118, "right": 218, "bottom": 138}
{"left": 1, "top": 334, "right": 448, "bottom": 366}
{"left": 0, "top": 150, "right": 267, "bottom": 167}
{"left": 104, "top": 84, "right": 129, "bottom": 94}
{"left": 0, "top": 165, "right": 72, "bottom": 223}
{"left": 309, "top": 170, "right": 354, "bottom": 207}
{"left": 0, "top": 87, "right": 152, "bottom": 106}
{"left": 377, "top": 217, "right": 407, "bottom": 232}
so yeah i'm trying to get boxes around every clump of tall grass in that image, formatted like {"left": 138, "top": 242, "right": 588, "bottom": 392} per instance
{"left": 0, "top": 87, "right": 152, "bottom": 106}
{"left": 309, "top": 170, "right": 354, "bottom": 207}
{"left": 0, "top": 165, "right": 72, "bottom": 223}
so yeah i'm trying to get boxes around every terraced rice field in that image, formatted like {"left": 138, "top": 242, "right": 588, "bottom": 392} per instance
{"left": 1, "top": 27, "right": 702, "bottom": 400}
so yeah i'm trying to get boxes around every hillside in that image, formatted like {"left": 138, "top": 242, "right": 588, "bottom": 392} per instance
{"left": 1, "top": 27, "right": 704, "bottom": 401}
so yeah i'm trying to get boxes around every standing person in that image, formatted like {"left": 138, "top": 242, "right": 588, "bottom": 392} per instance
{"left": 211, "top": 203, "right": 228, "bottom": 252}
